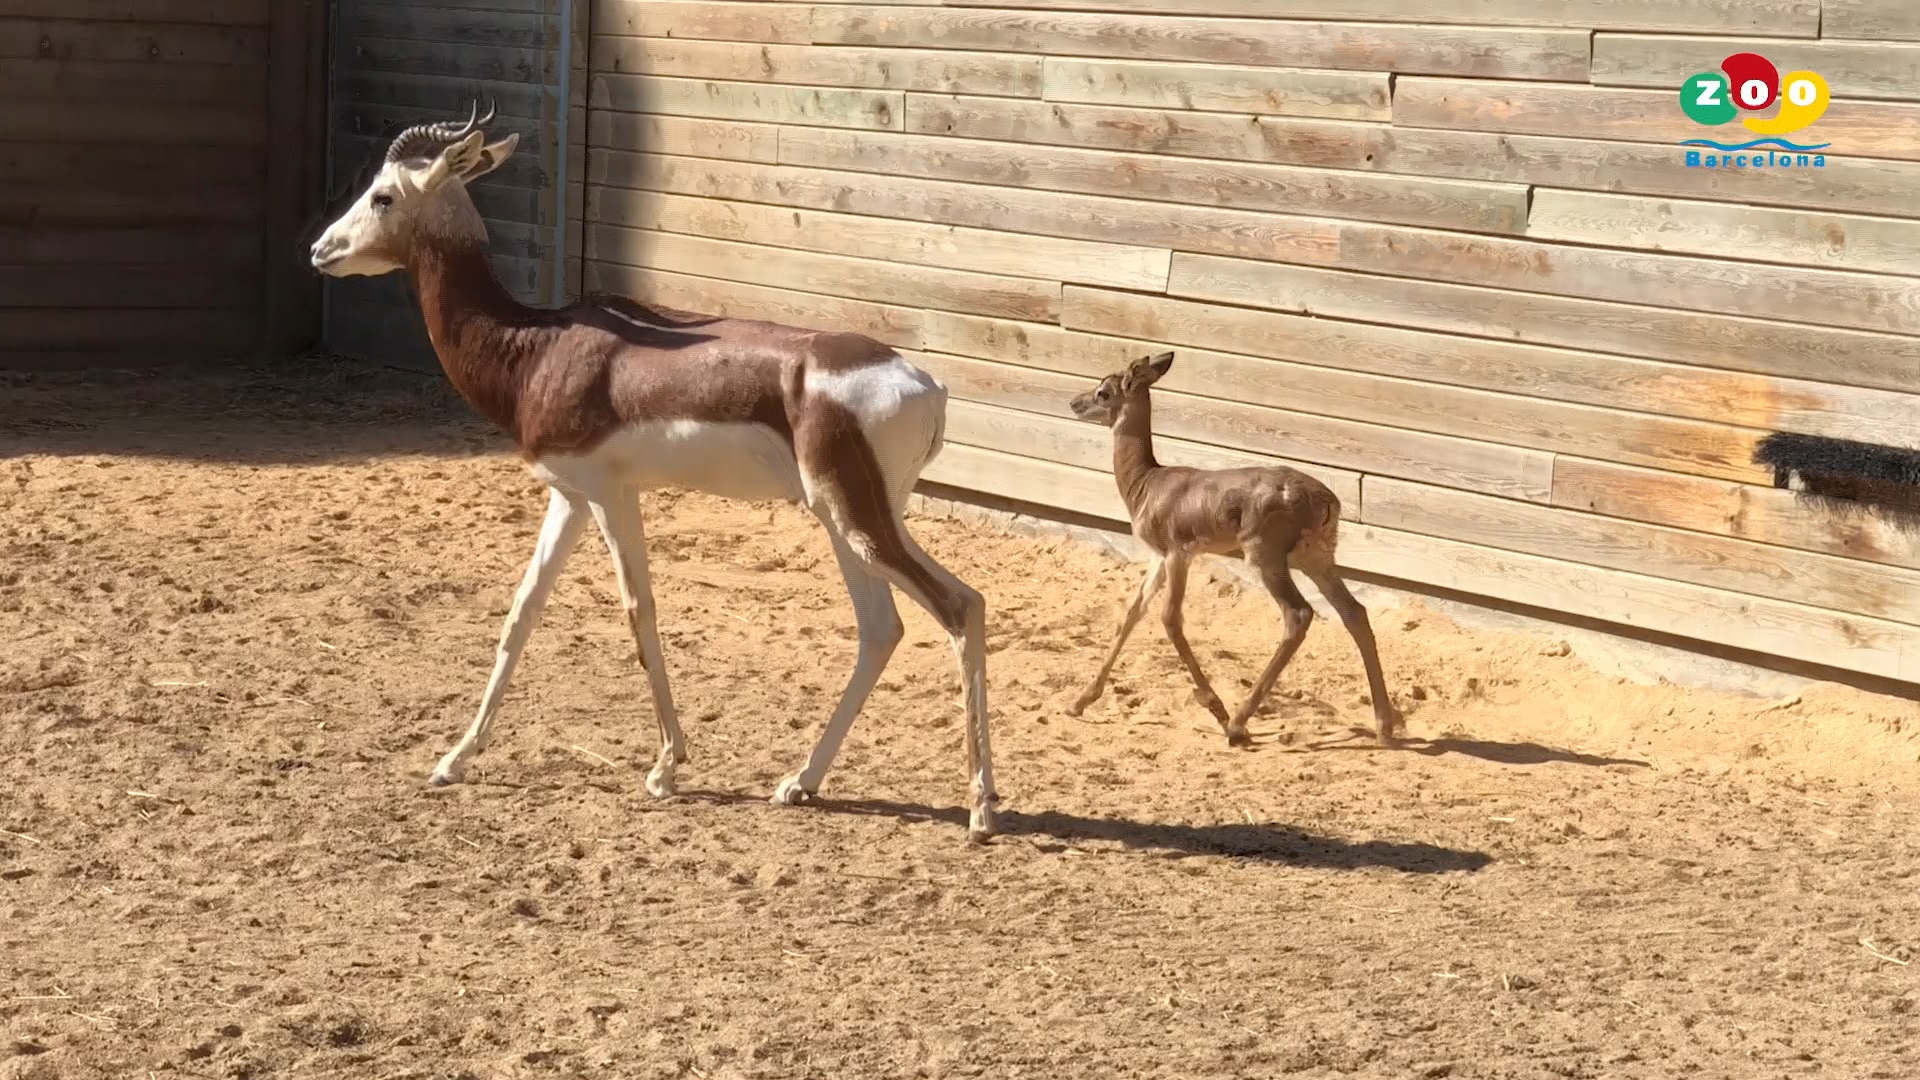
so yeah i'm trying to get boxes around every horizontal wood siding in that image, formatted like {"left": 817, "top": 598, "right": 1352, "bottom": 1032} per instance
{"left": 324, "top": 0, "right": 584, "bottom": 368}
{"left": 584, "top": 1, "right": 1920, "bottom": 686}
{"left": 1, "top": 0, "right": 272, "bottom": 365}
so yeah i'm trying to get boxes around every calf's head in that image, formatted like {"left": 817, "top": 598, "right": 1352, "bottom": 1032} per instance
{"left": 1069, "top": 351, "right": 1175, "bottom": 427}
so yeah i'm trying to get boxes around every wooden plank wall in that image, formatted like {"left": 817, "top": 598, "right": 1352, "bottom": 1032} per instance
{"left": 323, "top": 0, "right": 586, "bottom": 367}
{"left": 580, "top": 0, "right": 1920, "bottom": 687}
{"left": 1, "top": 0, "right": 278, "bottom": 366}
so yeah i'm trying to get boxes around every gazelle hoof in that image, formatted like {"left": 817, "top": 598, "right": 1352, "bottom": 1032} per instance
{"left": 645, "top": 766, "right": 677, "bottom": 799}
{"left": 428, "top": 755, "right": 467, "bottom": 787}
{"left": 771, "top": 776, "right": 814, "bottom": 806}
{"left": 1225, "top": 729, "right": 1253, "bottom": 749}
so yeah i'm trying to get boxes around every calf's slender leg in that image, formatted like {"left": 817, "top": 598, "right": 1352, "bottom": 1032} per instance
{"left": 1226, "top": 536, "right": 1316, "bottom": 748}
{"left": 1068, "top": 556, "right": 1166, "bottom": 716}
{"left": 1158, "top": 552, "right": 1233, "bottom": 733}
{"left": 1300, "top": 567, "right": 1400, "bottom": 741}
{"left": 431, "top": 486, "right": 588, "bottom": 785}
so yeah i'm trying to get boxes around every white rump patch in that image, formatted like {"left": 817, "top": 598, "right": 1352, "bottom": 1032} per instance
{"left": 804, "top": 354, "right": 948, "bottom": 499}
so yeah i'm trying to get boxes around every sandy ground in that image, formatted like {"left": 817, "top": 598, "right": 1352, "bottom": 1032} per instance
{"left": 2, "top": 358, "right": 1918, "bottom": 1080}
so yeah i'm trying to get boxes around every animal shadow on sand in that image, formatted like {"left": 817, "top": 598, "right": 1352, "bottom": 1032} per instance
{"left": 682, "top": 791, "right": 1491, "bottom": 873}
{"left": 1306, "top": 729, "right": 1651, "bottom": 770}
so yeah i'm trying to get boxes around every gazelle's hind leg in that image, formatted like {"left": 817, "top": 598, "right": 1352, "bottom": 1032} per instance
{"left": 432, "top": 486, "right": 588, "bottom": 785}
{"left": 880, "top": 528, "right": 995, "bottom": 840}
{"left": 1291, "top": 542, "right": 1400, "bottom": 742}
{"left": 772, "top": 515, "right": 904, "bottom": 806}
{"left": 790, "top": 385, "right": 995, "bottom": 842}
{"left": 588, "top": 489, "right": 688, "bottom": 797}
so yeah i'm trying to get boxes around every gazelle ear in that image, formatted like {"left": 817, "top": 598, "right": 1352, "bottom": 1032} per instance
{"left": 411, "top": 129, "right": 485, "bottom": 192}
{"left": 460, "top": 132, "right": 519, "bottom": 180}
{"left": 1126, "top": 351, "right": 1174, "bottom": 389}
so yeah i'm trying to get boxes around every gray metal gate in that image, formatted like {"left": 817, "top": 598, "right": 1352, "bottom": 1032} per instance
{"left": 320, "top": 0, "right": 584, "bottom": 370}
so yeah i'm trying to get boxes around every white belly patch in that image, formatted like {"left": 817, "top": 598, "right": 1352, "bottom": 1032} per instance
{"left": 532, "top": 420, "right": 806, "bottom": 503}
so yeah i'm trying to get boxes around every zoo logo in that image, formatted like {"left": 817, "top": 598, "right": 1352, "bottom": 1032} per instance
{"left": 1679, "top": 52, "right": 1830, "bottom": 169}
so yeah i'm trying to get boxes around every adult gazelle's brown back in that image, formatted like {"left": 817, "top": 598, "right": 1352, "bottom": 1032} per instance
{"left": 308, "top": 103, "right": 997, "bottom": 842}
{"left": 1065, "top": 352, "right": 1401, "bottom": 747}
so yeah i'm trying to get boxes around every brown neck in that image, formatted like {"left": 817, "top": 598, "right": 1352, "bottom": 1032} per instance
{"left": 1111, "top": 390, "right": 1160, "bottom": 513}
{"left": 407, "top": 235, "right": 549, "bottom": 441}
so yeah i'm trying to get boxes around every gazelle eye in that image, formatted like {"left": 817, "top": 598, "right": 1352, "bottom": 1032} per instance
{"left": 372, "top": 192, "right": 393, "bottom": 208}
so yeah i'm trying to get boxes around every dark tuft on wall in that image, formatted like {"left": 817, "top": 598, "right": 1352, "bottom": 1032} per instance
{"left": 1753, "top": 432, "right": 1920, "bottom": 514}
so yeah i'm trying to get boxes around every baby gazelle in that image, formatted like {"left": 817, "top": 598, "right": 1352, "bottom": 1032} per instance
{"left": 1064, "top": 352, "right": 1400, "bottom": 746}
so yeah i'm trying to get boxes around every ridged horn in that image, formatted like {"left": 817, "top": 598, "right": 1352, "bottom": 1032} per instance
{"left": 384, "top": 98, "right": 498, "bottom": 164}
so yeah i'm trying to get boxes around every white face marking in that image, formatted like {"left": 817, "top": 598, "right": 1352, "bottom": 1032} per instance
{"left": 311, "top": 160, "right": 423, "bottom": 278}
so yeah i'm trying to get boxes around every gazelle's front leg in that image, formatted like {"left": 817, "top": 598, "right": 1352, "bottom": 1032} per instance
{"left": 589, "top": 491, "right": 687, "bottom": 797}
{"left": 432, "top": 486, "right": 588, "bottom": 786}
{"left": 1067, "top": 556, "right": 1166, "bottom": 716}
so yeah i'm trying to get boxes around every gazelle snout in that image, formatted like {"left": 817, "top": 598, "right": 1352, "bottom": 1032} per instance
{"left": 309, "top": 232, "right": 346, "bottom": 272}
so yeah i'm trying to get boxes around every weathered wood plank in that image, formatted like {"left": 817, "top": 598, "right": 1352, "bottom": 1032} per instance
{"left": 938, "top": 397, "right": 1363, "bottom": 517}
{"left": 0, "top": 183, "right": 262, "bottom": 227}
{"left": 587, "top": 111, "right": 781, "bottom": 161}
{"left": 1088, "top": 274, "right": 1920, "bottom": 452}
{"left": 910, "top": 93, "right": 1920, "bottom": 219}
{"left": 0, "top": 266, "right": 258, "bottom": 309}
{"left": 0, "top": 308, "right": 261, "bottom": 351}
{"left": 1322, "top": 220, "right": 1920, "bottom": 335}
{"left": 592, "top": 36, "right": 1041, "bottom": 97}
{"left": 1592, "top": 34, "right": 1920, "bottom": 102}
{"left": 785, "top": 123, "right": 1530, "bottom": 234}
{"left": 1, "top": 0, "right": 266, "bottom": 24}
{"left": 1364, "top": 477, "right": 1920, "bottom": 628}
{"left": 592, "top": 73, "right": 904, "bottom": 130}
{"left": 1824, "top": 0, "right": 1920, "bottom": 41}
{"left": 585, "top": 224, "right": 1061, "bottom": 321}
{"left": 938, "top": 0, "right": 1819, "bottom": 36}
{"left": 0, "top": 58, "right": 264, "bottom": 104}
{"left": 594, "top": 191, "right": 1171, "bottom": 290}
{"left": 0, "top": 225, "right": 259, "bottom": 265}
{"left": 1528, "top": 189, "right": 1920, "bottom": 279}
{"left": 961, "top": 294, "right": 1769, "bottom": 483}
{"left": 906, "top": 342, "right": 1551, "bottom": 499}
{"left": 0, "top": 99, "right": 266, "bottom": 146}
{"left": 1041, "top": 57, "right": 1389, "bottom": 120}
{"left": 338, "top": 4, "right": 552, "bottom": 49}
{"left": 811, "top": 8, "right": 1593, "bottom": 81}
{"left": 591, "top": 149, "right": 1343, "bottom": 263}
{"left": 0, "top": 18, "right": 267, "bottom": 63}
{"left": 1337, "top": 523, "right": 1920, "bottom": 682}
{"left": 1145, "top": 249, "right": 1920, "bottom": 394}
{"left": 0, "top": 142, "right": 262, "bottom": 193}
{"left": 1552, "top": 457, "right": 1920, "bottom": 572}
{"left": 584, "top": 261, "right": 926, "bottom": 348}
{"left": 1393, "top": 77, "right": 1920, "bottom": 163}
{"left": 920, "top": 440, "right": 1127, "bottom": 525}
{"left": 913, "top": 309, "right": 1559, "bottom": 499}
{"left": 592, "top": 0, "right": 811, "bottom": 43}
{"left": 339, "top": 35, "right": 552, "bottom": 86}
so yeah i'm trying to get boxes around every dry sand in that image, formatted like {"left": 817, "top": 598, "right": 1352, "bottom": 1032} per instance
{"left": 2, "top": 359, "right": 1916, "bottom": 1079}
